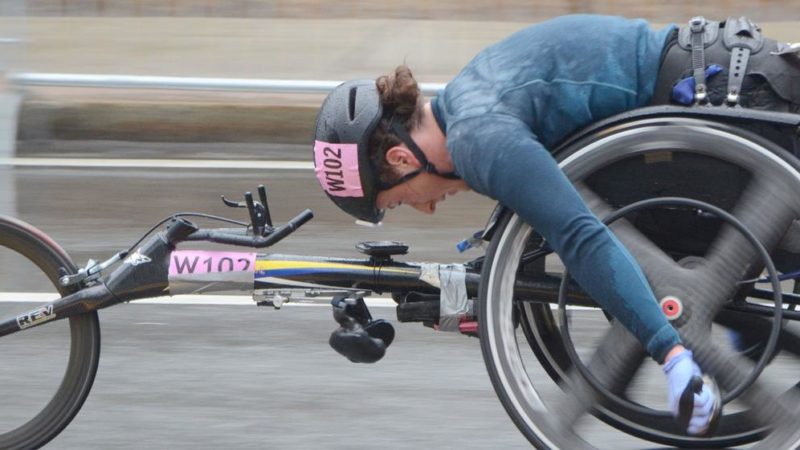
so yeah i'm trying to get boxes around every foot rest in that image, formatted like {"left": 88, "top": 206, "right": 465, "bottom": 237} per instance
{"left": 329, "top": 296, "right": 395, "bottom": 363}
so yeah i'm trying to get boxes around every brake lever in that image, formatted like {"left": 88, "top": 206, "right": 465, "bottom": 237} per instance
{"left": 220, "top": 195, "right": 245, "bottom": 208}
{"left": 244, "top": 192, "right": 265, "bottom": 236}
{"left": 222, "top": 186, "right": 273, "bottom": 236}
{"left": 257, "top": 185, "right": 273, "bottom": 228}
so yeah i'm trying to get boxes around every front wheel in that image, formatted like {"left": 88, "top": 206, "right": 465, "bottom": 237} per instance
{"left": 0, "top": 216, "right": 100, "bottom": 449}
{"left": 479, "top": 119, "right": 800, "bottom": 448}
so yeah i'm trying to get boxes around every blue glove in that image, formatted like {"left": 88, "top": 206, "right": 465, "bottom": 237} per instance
{"left": 663, "top": 349, "right": 719, "bottom": 435}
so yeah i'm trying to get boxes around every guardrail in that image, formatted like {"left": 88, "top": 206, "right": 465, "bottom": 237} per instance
{"left": 8, "top": 73, "right": 447, "bottom": 96}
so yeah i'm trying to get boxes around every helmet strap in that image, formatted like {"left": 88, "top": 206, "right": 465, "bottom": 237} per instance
{"left": 389, "top": 120, "right": 460, "bottom": 180}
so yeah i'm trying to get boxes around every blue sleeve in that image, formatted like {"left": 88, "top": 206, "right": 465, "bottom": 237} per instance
{"left": 448, "top": 115, "right": 681, "bottom": 362}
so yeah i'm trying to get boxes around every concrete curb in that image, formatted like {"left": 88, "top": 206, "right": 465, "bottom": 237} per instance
{"left": 18, "top": 95, "right": 319, "bottom": 144}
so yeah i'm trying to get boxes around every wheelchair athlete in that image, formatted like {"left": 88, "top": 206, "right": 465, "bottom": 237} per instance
{"left": 312, "top": 14, "right": 799, "bottom": 436}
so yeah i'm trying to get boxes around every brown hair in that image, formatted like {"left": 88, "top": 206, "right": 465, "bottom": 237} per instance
{"left": 369, "top": 65, "right": 424, "bottom": 186}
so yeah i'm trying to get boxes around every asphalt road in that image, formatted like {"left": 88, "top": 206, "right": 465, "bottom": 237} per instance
{"left": 0, "top": 161, "right": 529, "bottom": 450}
{"left": 0, "top": 159, "right": 798, "bottom": 449}
{"left": 9, "top": 303, "right": 532, "bottom": 450}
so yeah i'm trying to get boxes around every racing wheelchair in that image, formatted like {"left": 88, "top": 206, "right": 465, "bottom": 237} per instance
{"left": 0, "top": 105, "right": 799, "bottom": 449}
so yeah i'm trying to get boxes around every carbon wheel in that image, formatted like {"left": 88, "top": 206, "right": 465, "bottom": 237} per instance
{"left": 0, "top": 216, "right": 100, "bottom": 449}
{"left": 479, "top": 119, "right": 800, "bottom": 448}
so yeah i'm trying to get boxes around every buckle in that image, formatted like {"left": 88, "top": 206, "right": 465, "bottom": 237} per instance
{"left": 690, "top": 16, "right": 707, "bottom": 33}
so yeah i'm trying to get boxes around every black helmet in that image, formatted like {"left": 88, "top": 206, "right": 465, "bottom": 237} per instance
{"left": 313, "top": 80, "right": 385, "bottom": 223}
{"left": 313, "top": 79, "right": 459, "bottom": 224}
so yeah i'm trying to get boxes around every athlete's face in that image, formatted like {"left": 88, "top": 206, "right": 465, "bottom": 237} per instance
{"left": 375, "top": 120, "right": 467, "bottom": 215}
{"left": 376, "top": 172, "right": 468, "bottom": 214}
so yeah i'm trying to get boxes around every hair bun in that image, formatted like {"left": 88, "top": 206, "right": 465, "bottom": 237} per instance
{"left": 376, "top": 65, "right": 421, "bottom": 124}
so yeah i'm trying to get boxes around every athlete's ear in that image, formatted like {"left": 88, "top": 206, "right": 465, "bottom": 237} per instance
{"left": 384, "top": 146, "right": 419, "bottom": 170}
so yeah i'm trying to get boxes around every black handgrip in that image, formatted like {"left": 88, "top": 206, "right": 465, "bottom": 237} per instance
{"left": 286, "top": 209, "right": 314, "bottom": 230}
{"left": 255, "top": 208, "right": 314, "bottom": 247}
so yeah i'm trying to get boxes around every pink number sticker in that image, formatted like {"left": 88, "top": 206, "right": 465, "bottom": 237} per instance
{"left": 169, "top": 251, "right": 256, "bottom": 276}
{"left": 313, "top": 140, "right": 364, "bottom": 197}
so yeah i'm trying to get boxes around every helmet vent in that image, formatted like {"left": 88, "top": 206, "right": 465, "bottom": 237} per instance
{"left": 348, "top": 86, "right": 358, "bottom": 121}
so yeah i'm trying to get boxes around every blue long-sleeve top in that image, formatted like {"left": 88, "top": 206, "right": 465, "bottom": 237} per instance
{"left": 433, "top": 15, "right": 674, "bottom": 157}
{"left": 432, "top": 15, "right": 681, "bottom": 362}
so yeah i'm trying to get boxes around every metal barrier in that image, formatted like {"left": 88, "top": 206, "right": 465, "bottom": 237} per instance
{"left": 8, "top": 73, "right": 447, "bottom": 96}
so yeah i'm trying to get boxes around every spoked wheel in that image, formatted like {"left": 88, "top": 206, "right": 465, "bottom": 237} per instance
{"left": 479, "top": 118, "right": 800, "bottom": 449}
{"left": 0, "top": 216, "right": 100, "bottom": 449}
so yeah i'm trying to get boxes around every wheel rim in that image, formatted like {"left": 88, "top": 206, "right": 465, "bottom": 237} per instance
{"left": 0, "top": 219, "right": 100, "bottom": 449}
{"left": 481, "top": 119, "right": 800, "bottom": 448}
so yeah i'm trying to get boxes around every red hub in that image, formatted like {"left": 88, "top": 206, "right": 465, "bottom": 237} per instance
{"left": 660, "top": 296, "right": 683, "bottom": 320}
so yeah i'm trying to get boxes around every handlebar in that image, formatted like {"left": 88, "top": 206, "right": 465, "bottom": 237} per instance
{"left": 184, "top": 209, "right": 313, "bottom": 248}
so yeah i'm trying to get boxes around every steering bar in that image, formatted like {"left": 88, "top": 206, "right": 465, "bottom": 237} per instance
{"left": 185, "top": 209, "right": 314, "bottom": 248}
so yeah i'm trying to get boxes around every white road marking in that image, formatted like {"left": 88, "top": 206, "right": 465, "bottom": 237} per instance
{"left": 0, "top": 292, "right": 594, "bottom": 310}
{"left": 0, "top": 157, "right": 313, "bottom": 170}
{"left": 0, "top": 292, "right": 397, "bottom": 307}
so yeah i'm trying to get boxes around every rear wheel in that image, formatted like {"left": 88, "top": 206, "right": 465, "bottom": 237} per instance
{"left": 479, "top": 119, "right": 800, "bottom": 448}
{"left": 0, "top": 216, "right": 100, "bottom": 449}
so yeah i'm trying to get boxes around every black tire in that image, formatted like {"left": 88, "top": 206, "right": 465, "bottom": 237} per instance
{"left": 0, "top": 216, "right": 100, "bottom": 450}
{"left": 479, "top": 119, "right": 800, "bottom": 448}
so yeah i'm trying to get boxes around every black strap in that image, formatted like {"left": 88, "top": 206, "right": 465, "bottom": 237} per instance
{"left": 689, "top": 16, "right": 709, "bottom": 103}
{"left": 389, "top": 119, "right": 459, "bottom": 180}
{"left": 726, "top": 46, "right": 750, "bottom": 105}
{"left": 723, "top": 17, "right": 762, "bottom": 106}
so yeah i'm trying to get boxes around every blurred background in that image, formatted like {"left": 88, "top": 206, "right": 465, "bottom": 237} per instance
{"left": 0, "top": 1, "right": 795, "bottom": 239}
{"left": 2, "top": 1, "right": 798, "bottom": 151}
{"left": 0, "top": 2, "right": 797, "bottom": 449}
{"left": 0, "top": 0, "right": 794, "bottom": 258}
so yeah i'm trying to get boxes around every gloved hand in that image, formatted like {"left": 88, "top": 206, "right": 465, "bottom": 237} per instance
{"left": 663, "top": 349, "right": 719, "bottom": 435}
